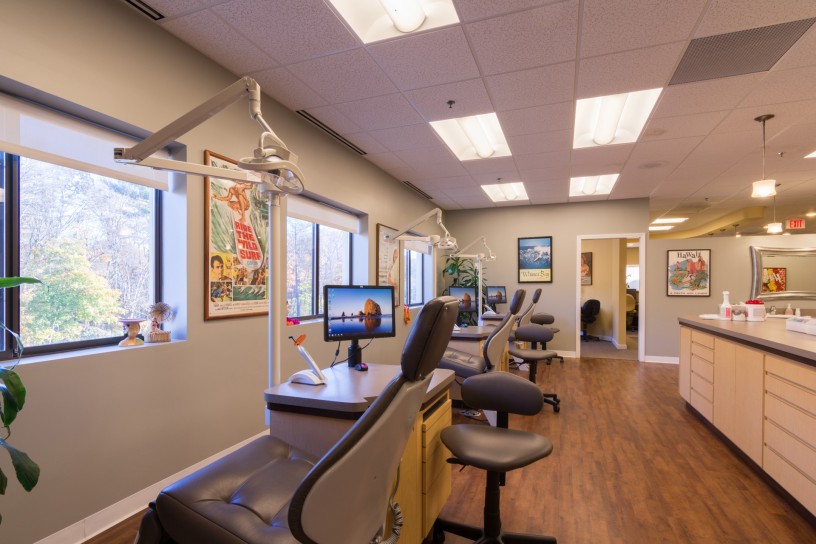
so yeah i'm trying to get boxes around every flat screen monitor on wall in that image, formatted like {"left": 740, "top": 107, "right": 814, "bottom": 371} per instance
{"left": 486, "top": 286, "right": 507, "bottom": 306}
{"left": 449, "top": 286, "right": 478, "bottom": 312}
{"left": 323, "top": 284, "right": 395, "bottom": 367}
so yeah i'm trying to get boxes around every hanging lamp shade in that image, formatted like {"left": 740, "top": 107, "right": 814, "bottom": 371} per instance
{"left": 751, "top": 114, "right": 776, "bottom": 198}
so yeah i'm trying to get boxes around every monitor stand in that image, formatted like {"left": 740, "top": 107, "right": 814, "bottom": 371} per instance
{"left": 347, "top": 339, "right": 362, "bottom": 367}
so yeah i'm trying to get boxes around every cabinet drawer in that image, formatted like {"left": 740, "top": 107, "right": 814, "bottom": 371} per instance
{"left": 766, "top": 373, "right": 816, "bottom": 420}
{"left": 765, "top": 420, "right": 816, "bottom": 481}
{"left": 691, "top": 329, "right": 715, "bottom": 350}
{"left": 422, "top": 469, "right": 452, "bottom": 535}
{"left": 766, "top": 356, "right": 816, "bottom": 394}
{"left": 691, "top": 356, "right": 714, "bottom": 383}
{"left": 691, "top": 372, "right": 713, "bottom": 402}
{"left": 765, "top": 392, "right": 816, "bottom": 450}
{"left": 764, "top": 445, "right": 816, "bottom": 516}
{"left": 691, "top": 341, "right": 714, "bottom": 362}
{"left": 690, "top": 389, "right": 713, "bottom": 421}
{"left": 422, "top": 399, "right": 451, "bottom": 449}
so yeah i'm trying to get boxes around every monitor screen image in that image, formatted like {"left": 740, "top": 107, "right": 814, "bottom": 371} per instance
{"left": 323, "top": 285, "right": 396, "bottom": 343}
{"left": 486, "top": 286, "right": 507, "bottom": 305}
{"left": 449, "top": 286, "right": 478, "bottom": 311}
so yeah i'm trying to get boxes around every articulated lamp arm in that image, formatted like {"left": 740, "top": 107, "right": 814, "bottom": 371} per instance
{"left": 386, "top": 207, "right": 457, "bottom": 250}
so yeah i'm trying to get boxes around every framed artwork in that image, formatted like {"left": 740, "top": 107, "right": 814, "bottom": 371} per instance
{"left": 376, "top": 223, "right": 401, "bottom": 306}
{"left": 518, "top": 236, "right": 553, "bottom": 283}
{"left": 204, "top": 150, "right": 269, "bottom": 320}
{"left": 580, "top": 252, "right": 592, "bottom": 286}
{"left": 667, "top": 249, "right": 710, "bottom": 297}
{"left": 762, "top": 267, "right": 787, "bottom": 293}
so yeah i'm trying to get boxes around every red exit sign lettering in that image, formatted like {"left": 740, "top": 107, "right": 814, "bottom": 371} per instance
{"left": 786, "top": 219, "right": 805, "bottom": 230}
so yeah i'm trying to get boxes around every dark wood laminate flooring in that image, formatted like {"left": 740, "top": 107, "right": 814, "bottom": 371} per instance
{"left": 86, "top": 357, "right": 816, "bottom": 544}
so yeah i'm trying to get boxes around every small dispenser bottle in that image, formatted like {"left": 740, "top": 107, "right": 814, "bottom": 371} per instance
{"left": 719, "top": 291, "right": 732, "bottom": 320}
{"left": 785, "top": 303, "right": 794, "bottom": 316}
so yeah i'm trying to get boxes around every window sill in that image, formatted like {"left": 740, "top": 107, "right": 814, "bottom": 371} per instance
{"left": 15, "top": 338, "right": 186, "bottom": 366}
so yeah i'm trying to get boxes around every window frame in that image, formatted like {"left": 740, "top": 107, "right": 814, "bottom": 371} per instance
{"left": 404, "top": 248, "right": 428, "bottom": 307}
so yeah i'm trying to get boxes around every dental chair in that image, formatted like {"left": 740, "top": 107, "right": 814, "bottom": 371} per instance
{"left": 135, "top": 295, "right": 459, "bottom": 544}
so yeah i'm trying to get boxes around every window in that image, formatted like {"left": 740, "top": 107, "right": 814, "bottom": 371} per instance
{"left": 0, "top": 93, "right": 163, "bottom": 359}
{"left": 404, "top": 248, "right": 426, "bottom": 306}
{"left": 286, "top": 210, "right": 354, "bottom": 319}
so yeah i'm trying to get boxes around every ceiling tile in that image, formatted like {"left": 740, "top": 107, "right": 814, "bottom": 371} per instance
{"left": 393, "top": 145, "right": 459, "bottom": 166}
{"left": 364, "top": 152, "right": 409, "bottom": 171}
{"left": 404, "top": 79, "right": 493, "bottom": 121}
{"left": 694, "top": 0, "right": 816, "bottom": 38}
{"left": 569, "top": 145, "right": 634, "bottom": 175}
{"left": 334, "top": 94, "right": 424, "bottom": 131}
{"left": 465, "top": 2, "right": 579, "bottom": 75}
{"left": 642, "top": 111, "right": 729, "bottom": 141}
{"left": 341, "top": 132, "right": 388, "bottom": 155}
{"left": 775, "top": 25, "right": 816, "bottom": 70}
{"left": 212, "top": 0, "right": 358, "bottom": 64}
{"left": 507, "top": 130, "right": 572, "bottom": 156}
{"left": 149, "top": 0, "right": 224, "bottom": 18}
{"left": 288, "top": 48, "right": 397, "bottom": 103}
{"left": 485, "top": 63, "right": 575, "bottom": 111}
{"left": 368, "top": 27, "right": 480, "bottom": 90}
{"left": 738, "top": 65, "right": 816, "bottom": 108}
{"left": 498, "top": 103, "right": 573, "bottom": 136}
{"left": 367, "top": 123, "right": 443, "bottom": 151}
{"left": 411, "top": 159, "right": 469, "bottom": 178}
{"left": 251, "top": 67, "right": 328, "bottom": 110}
{"left": 653, "top": 73, "right": 764, "bottom": 118}
{"left": 452, "top": 0, "right": 556, "bottom": 22}
{"left": 301, "top": 105, "right": 363, "bottom": 134}
{"left": 580, "top": 0, "right": 705, "bottom": 57}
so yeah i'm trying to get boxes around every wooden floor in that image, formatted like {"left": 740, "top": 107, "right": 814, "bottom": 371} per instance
{"left": 86, "top": 356, "right": 816, "bottom": 544}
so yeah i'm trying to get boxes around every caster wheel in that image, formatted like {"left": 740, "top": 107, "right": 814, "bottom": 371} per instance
{"left": 553, "top": 405, "right": 561, "bottom": 413}
{"left": 431, "top": 526, "right": 446, "bottom": 543}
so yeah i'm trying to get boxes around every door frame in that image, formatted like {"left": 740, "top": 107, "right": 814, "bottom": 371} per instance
{"left": 576, "top": 233, "right": 645, "bottom": 361}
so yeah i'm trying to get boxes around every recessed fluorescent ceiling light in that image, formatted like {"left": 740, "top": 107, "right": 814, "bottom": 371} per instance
{"left": 569, "top": 174, "right": 619, "bottom": 197}
{"left": 481, "top": 182, "right": 528, "bottom": 202}
{"left": 652, "top": 217, "right": 688, "bottom": 224}
{"left": 327, "top": 0, "right": 458, "bottom": 44}
{"left": 806, "top": 149, "right": 816, "bottom": 158}
{"left": 573, "top": 88, "right": 662, "bottom": 149}
{"left": 431, "top": 113, "right": 510, "bottom": 161}
{"left": 649, "top": 225, "right": 674, "bottom": 231}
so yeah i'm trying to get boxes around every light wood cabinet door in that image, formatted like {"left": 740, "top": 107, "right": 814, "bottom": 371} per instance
{"left": 679, "top": 327, "right": 691, "bottom": 401}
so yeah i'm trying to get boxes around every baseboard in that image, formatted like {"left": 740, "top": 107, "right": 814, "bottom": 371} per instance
{"left": 34, "top": 431, "right": 268, "bottom": 544}
{"left": 644, "top": 356, "right": 679, "bottom": 364}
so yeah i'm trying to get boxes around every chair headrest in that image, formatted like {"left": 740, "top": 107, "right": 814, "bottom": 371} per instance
{"left": 532, "top": 288, "right": 541, "bottom": 304}
{"left": 508, "top": 289, "right": 526, "bottom": 315}
{"left": 400, "top": 296, "right": 459, "bottom": 381}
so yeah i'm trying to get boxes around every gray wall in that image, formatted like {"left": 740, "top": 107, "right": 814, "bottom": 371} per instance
{"left": 0, "top": 2, "right": 437, "bottom": 542}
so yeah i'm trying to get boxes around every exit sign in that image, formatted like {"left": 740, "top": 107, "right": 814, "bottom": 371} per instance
{"left": 787, "top": 219, "right": 806, "bottom": 230}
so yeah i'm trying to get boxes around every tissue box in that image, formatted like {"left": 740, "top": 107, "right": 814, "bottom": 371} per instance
{"left": 786, "top": 317, "right": 816, "bottom": 335}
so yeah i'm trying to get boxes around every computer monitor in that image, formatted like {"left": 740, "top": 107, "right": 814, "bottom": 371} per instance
{"left": 324, "top": 284, "right": 395, "bottom": 367}
{"left": 449, "top": 286, "right": 478, "bottom": 312}
{"left": 486, "top": 286, "right": 507, "bottom": 306}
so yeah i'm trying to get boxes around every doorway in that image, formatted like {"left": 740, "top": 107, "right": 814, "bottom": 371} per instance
{"left": 576, "top": 234, "right": 645, "bottom": 361}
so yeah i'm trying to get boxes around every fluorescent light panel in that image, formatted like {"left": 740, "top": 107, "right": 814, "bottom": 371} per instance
{"left": 652, "top": 217, "right": 688, "bottom": 224}
{"left": 573, "top": 88, "right": 662, "bottom": 149}
{"left": 569, "top": 174, "right": 619, "bottom": 197}
{"left": 649, "top": 225, "right": 674, "bottom": 231}
{"left": 327, "top": 0, "right": 458, "bottom": 43}
{"left": 806, "top": 150, "right": 816, "bottom": 158}
{"left": 431, "top": 113, "right": 511, "bottom": 161}
{"left": 481, "top": 182, "right": 528, "bottom": 202}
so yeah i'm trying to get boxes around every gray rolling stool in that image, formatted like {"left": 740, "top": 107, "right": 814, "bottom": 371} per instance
{"left": 509, "top": 325, "right": 561, "bottom": 412}
{"left": 433, "top": 372, "right": 557, "bottom": 544}
{"left": 531, "top": 313, "right": 564, "bottom": 365}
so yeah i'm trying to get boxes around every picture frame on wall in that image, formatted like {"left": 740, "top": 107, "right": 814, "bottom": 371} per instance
{"left": 518, "top": 236, "right": 553, "bottom": 283}
{"left": 581, "top": 252, "right": 592, "bottom": 285}
{"left": 204, "top": 150, "right": 269, "bottom": 320}
{"left": 376, "top": 223, "right": 401, "bottom": 306}
{"left": 762, "top": 267, "right": 787, "bottom": 293}
{"left": 667, "top": 249, "right": 710, "bottom": 297}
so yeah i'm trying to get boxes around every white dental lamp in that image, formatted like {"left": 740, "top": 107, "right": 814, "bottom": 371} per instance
{"left": 385, "top": 207, "right": 458, "bottom": 297}
{"left": 114, "top": 76, "right": 304, "bottom": 386}
{"left": 452, "top": 236, "right": 496, "bottom": 322}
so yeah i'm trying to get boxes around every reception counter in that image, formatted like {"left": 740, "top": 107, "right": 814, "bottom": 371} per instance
{"left": 678, "top": 316, "right": 816, "bottom": 520}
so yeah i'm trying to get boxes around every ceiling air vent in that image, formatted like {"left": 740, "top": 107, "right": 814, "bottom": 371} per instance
{"left": 122, "top": 0, "right": 164, "bottom": 21}
{"left": 296, "top": 110, "right": 366, "bottom": 155}
{"left": 402, "top": 181, "right": 433, "bottom": 200}
{"left": 670, "top": 17, "right": 816, "bottom": 85}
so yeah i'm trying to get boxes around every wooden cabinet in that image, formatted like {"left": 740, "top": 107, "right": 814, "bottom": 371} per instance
{"left": 679, "top": 326, "right": 691, "bottom": 401}
{"left": 421, "top": 397, "right": 452, "bottom": 536}
{"left": 688, "top": 329, "right": 715, "bottom": 421}
{"left": 764, "top": 355, "right": 816, "bottom": 516}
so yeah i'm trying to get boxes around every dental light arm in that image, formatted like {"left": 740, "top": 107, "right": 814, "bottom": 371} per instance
{"left": 386, "top": 207, "right": 457, "bottom": 250}
{"left": 114, "top": 76, "right": 303, "bottom": 194}
{"left": 455, "top": 236, "right": 495, "bottom": 261}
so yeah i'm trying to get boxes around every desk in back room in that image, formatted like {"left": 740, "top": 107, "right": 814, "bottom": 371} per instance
{"left": 264, "top": 363, "right": 455, "bottom": 544}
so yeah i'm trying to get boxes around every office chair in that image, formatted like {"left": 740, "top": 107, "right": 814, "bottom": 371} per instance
{"left": 135, "top": 296, "right": 459, "bottom": 544}
{"left": 625, "top": 293, "right": 638, "bottom": 331}
{"left": 530, "top": 312, "right": 564, "bottom": 365}
{"left": 511, "top": 288, "right": 542, "bottom": 334}
{"left": 508, "top": 325, "right": 561, "bottom": 412}
{"left": 432, "top": 372, "right": 557, "bottom": 544}
{"left": 580, "top": 299, "right": 601, "bottom": 341}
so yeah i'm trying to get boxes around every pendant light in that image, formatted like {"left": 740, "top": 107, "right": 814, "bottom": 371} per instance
{"left": 751, "top": 114, "right": 777, "bottom": 198}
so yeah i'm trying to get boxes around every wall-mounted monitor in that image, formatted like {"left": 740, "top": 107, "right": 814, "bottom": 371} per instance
{"left": 324, "top": 285, "right": 395, "bottom": 366}
{"left": 486, "top": 286, "right": 507, "bottom": 305}
{"left": 449, "top": 286, "right": 478, "bottom": 312}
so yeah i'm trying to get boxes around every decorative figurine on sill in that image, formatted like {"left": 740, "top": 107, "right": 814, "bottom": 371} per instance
{"left": 146, "top": 301, "right": 173, "bottom": 343}
{"left": 119, "top": 318, "right": 146, "bottom": 347}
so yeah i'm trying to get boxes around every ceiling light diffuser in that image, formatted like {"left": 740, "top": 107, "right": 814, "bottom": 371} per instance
{"left": 766, "top": 222, "right": 783, "bottom": 234}
{"left": 648, "top": 225, "right": 673, "bottom": 231}
{"left": 569, "top": 174, "right": 619, "bottom": 197}
{"left": 431, "top": 113, "right": 511, "bottom": 161}
{"left": 805, "top": 150, "right": 816, "bottom": 158}
{"left": 573, "top": 88, "right": 662, "bottom": 149}
{"left": 327, "top": 0, "right": 458, "bottom": 44}
{"left": 652, "top": 217, "right": 688, "bottom": 224}
{"left": 481, "top": 182, "right": 528, "bottom": 202}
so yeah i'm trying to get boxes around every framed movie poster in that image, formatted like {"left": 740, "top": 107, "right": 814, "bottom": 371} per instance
{"left": 205, "top": 150, "right": 269, "bottom": 320}
{"left": 667, "top": 249, "right": 710, "bottom": 297}
{"left": 376, "top": 223, "right": 401, "bottom": 306}
{"left": 518, "top": 236, "right": 553, "bottom": 283}
{"left": 581, "top": 252, "right": 592, "bottom": 286}
{"left": 762, "top": 267, "right": 787, "bottom": 293}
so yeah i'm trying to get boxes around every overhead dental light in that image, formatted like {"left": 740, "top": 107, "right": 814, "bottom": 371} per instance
{"left": 751, "top": 114, "right": 777, "bottom": 198}
{"left": 573, "top": 88, "right": 662, "bottom": 149}
{"left": 114, "top": 76, "right": 304, "bottom": 195}
{"left": 430, "top": 113, "right": 510, "bottom": 161}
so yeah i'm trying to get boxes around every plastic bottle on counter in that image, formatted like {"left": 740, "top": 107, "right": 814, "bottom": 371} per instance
{"left": 719, "top": 291, "right": 732, "bottom": 320}
{"left": 785, "top": 304, "right": 794, "bottom": 315}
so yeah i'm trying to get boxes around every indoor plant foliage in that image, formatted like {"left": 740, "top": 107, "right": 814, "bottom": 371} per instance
{"left": 0, "top": 277, "right": 42, "bottom": 525}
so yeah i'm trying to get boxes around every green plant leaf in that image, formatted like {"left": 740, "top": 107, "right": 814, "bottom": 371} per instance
{"left": 0, "top": 465, "right": 7, "bottom": 494}
{"left": 1, "top": 386, "right": 19, "bottom": 428}
{"left": 0, "top": 277, "right": 41, "bottom": 290}
{"left": 0, "top": 439, "right": 40, "bottom": 491}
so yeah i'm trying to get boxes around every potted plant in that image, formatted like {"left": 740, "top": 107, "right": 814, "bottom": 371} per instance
{"left": 0, "top": 277, "right": 42, "bottom": 525}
